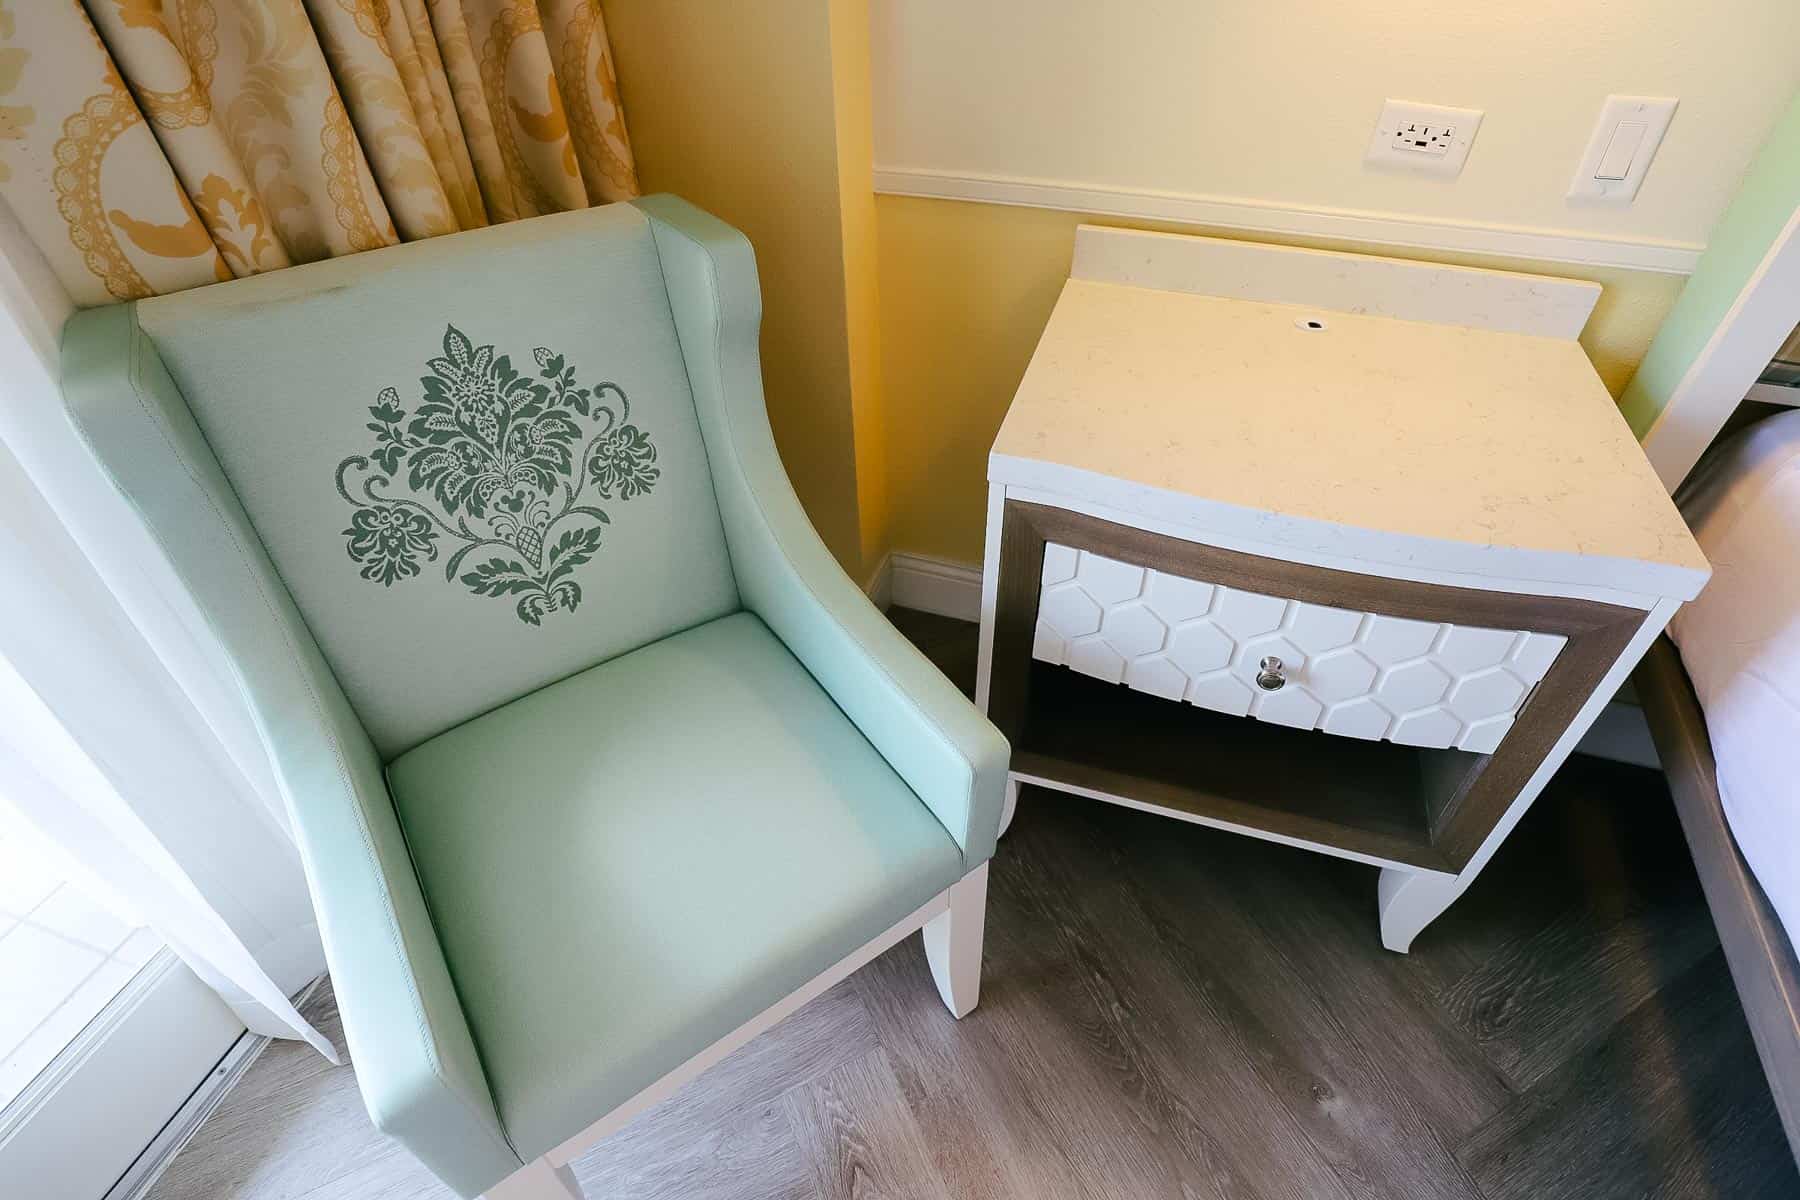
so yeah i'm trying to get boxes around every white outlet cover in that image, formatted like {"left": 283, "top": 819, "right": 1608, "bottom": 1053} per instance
{"left": 1365, "top": 99, "right": 1484, "bottom": 177}
{"left": 1567, "top": 95, "right": 1677, "bottom": 204}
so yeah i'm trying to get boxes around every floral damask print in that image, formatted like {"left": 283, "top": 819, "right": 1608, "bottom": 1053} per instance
{"left": 335, "top": 323, "right": 657, "bottom": 625}
{"left": 344, "top": 504, "right": 436, "bottom": 585}
{"left": 589, "top": 422, "right": 658, "bottom": 499}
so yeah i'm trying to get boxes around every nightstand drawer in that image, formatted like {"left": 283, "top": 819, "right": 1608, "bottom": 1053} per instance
{"left": 1032, "top": 544, "right": 1566, "bottom": 754}
{"left": 987, "top": 499, "right": 1646, "bottom": 875}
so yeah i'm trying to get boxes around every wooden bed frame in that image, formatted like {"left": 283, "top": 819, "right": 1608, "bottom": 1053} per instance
{"left": 1635, "top": 636, "right": 1800, "bottom": 1161}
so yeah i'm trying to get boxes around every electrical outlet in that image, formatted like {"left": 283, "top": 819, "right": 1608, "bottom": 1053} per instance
{"left": 1366, "top": 100, "right": 1483, "bottom": 177}
{"left": 1392, "top": 122, "right": 1455, "bottom": 156}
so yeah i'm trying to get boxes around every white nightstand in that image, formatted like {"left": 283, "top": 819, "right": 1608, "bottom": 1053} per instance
{"left": 974, "top": 226, "right": 1710, "bottom": 952}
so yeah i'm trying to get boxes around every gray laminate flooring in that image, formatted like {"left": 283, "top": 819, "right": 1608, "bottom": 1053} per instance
{"left": 143, "top": 610, "right": 1799, "bottom": 1200}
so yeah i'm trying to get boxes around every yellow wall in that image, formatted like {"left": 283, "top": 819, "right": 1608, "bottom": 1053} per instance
{"left": 873, "top": 1, "right": 1800, "bottom": 253}
{"left": 603, "top": 3, "right": 1763, "bottom": 579}
{"left": 603, "top": 0, "right": 887, "bottom": 580}
{"left": 877, "top": 195, "right": 1688, "bottom": 565}
{"left": 827, "top": 0, "right": 889, "bottom": 573}
{"left": 869, "top": 2, "right": 1798, "bottom": 568}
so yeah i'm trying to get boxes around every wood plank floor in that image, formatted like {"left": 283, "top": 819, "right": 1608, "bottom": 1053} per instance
{"left": 146, "top": 610, "right": 1798, "bottom": 1200}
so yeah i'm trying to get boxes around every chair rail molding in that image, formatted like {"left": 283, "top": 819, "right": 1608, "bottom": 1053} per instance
{"left": 872, "top": 167, "right": 1705, "bottom": 275}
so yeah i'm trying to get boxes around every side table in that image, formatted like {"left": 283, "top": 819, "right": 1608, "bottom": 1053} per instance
{"left": 974, "top": 227, "right": 1709, "bottom": 951}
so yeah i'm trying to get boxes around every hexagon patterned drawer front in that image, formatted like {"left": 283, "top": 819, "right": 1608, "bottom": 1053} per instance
{"left": 1032, "top": 544, "right": 1566, "bottom": 754}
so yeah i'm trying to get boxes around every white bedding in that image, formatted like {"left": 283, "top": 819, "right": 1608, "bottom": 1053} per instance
{"left": 1669, "top": 408, "right": 1800, "bottom": 949}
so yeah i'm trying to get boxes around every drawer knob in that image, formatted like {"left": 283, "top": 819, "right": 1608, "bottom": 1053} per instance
{"left": 1256, "top": 656, "right": 1287, "bottom": 691}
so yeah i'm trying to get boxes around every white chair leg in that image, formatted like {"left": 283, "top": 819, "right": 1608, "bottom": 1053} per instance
{"left": 997, "top": 778, "right": 1020, "bottom": 837}
{"left": 923, "top": 862, "right": 988, "bottom": 1018}
{"left": 483, "top": 1157, "right": 584, "bottom": 1200}
{"left": 1376, "top": 867, "right": 1465, "bottom": 954}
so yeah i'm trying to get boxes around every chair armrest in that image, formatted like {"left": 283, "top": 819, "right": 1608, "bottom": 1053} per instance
{"left": 637, "top": 195, "right": 1009, "bottom": 864}
{"left": 60, "top": 306, "right": 522, "bottom": 1199}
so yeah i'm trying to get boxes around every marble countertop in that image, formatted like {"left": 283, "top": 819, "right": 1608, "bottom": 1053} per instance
{"left": 992, "top": 277, "right": 1708, "bottom": 597}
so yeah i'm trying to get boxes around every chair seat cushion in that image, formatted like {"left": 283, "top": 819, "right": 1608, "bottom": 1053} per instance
{"left": 385, "top": 611, "right": 964, "bottom": 1160}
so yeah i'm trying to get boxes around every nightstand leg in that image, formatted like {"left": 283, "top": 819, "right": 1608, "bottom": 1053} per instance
{"left": 1377, "top": 868, "right": 1464, "bottom": 953}
{"left": 998, "top": 778, "right": 1020, "bottom": 837}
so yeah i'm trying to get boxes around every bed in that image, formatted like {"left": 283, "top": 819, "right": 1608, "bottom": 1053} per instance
{"left": 1636, "top": 398, "right": 1800, "bottom": 1162}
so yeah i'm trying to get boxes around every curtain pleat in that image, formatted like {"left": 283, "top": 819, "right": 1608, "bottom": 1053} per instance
{"left": 0, "top": 0, "right": 638, "bottom": 307}
{"left": 305, "top": 0, "right": 466, "bottom": 239}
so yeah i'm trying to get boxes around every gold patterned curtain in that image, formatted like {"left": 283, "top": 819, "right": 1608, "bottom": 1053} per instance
{"left": 0, "top": 0, "right": 638, "bottom": 307}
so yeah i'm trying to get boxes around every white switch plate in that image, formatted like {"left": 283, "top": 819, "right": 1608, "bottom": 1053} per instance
{"left": 1568, "top": 95, "right": 1677, "bottom": 204}
{"left": 1364, "top": 100, "right": 1483, "bottom": 177}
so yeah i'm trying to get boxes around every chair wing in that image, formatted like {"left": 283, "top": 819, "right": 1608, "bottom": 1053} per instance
{"left": 59, "top": 306, "right": 523, "bottom": 1197}
{"left": 637, "top": 195, "right": 1010, "bottom": 864}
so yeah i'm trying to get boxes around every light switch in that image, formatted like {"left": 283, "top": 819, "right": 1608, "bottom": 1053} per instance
{"left": 1594, "top": 121, "right": 1646, "bottom": 181}
{"left": 1568, "top": 96, "right": 1677, "bottom": 203}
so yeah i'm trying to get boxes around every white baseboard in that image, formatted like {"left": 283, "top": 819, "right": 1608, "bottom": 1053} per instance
{"left": 0, "top": 951, "right": 244, "bottom": 1200}
{"left": 870, "top": 551, "right": 1660, "bottom": 769}
{"left": 105, "top": 973, "right": 328, "bottom": 1200}
{"left": 873, "top": 166, "right": 1703, "bottom": 275}
{"left": 106, "top": 1030, "right": 271, "bottom": 1200}
{"left": 868, "top": 552, "right": 984, "bottom": 622}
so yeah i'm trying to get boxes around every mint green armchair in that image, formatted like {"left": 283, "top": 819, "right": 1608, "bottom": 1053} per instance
{"left": 59, "top": 197, "right": 1008, "bottom": 1200}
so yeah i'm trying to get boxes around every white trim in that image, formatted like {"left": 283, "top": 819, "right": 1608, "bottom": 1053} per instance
{"left": 106, "top": 1032, "right": 267, "bottom": 1200}
{"left": 873, "top": 166, "right": 1704, "bottom": 275}
{"left": 1641, "top": 205, "right": 1800, "bottom": 488}
{"left": 0, "top": 952, "right": 181, "bottom": 1147}
{"left": 0, "top": 951, "right": 245, "bottom": 1200}
{"left": 542, "top": 872, "right": 977, "bottom": 1168}
{"left": 864, "top": 550, "right": 986, "bottom": 622}
{"left": 104, "top": 973, "right": 327, "bottom": 1200}
{"left": 887, "top": 553, "right": 983, "bottom": 621}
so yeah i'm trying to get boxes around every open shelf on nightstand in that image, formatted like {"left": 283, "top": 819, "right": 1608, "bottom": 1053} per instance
{"left": 978, "top": 224, "right": 1707, "bottom": 949}
{"left": 1012, "top": 662, "right": 1474, "bottom": 872}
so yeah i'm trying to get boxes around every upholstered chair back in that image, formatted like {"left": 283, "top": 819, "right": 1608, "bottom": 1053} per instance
{"left": 60, "top": 199, "right": 1011, "bottom": 1198}
{"left": 89, "top": 205, "right": 740, "bottom": 756}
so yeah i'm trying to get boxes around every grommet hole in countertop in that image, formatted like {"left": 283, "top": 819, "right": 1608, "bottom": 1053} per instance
{"left": 1295, "top": 317, "right": 1329, "bottom": 331}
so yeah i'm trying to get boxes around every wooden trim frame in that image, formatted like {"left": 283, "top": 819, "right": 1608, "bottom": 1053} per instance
{"left": 1635, "top": 638, "right": 1800, "bottom": 1163}
{"left": 989, "top": 502, "right": 1644, "bottom": 873}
